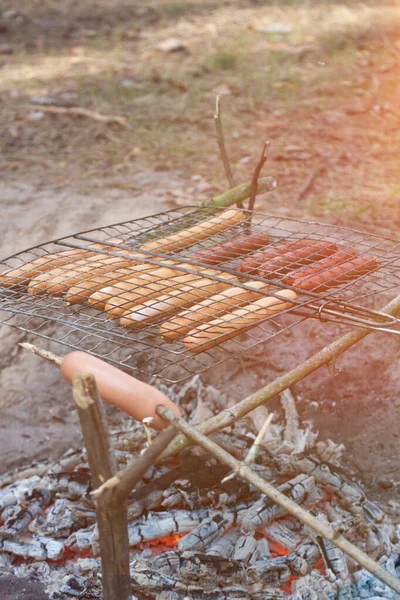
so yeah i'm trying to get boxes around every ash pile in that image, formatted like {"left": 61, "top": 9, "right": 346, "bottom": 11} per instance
{"left": 1, "top": 377, "right": 400, "bottom": 600}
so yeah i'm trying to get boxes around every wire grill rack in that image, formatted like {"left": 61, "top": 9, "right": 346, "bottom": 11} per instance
{"left": 1, "top": 206, "right": 400, "bottom": 383}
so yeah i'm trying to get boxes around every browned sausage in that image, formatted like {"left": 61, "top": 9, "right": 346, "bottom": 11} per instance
{"left": 61, "top": 351, "right": 180, "bottom": 430}
{"left": 140, "top": 208, "right": 245, "bottom": 253}
{"left": 184, "top": 290, "right": 297, "bottom": 353}
{"left": 283, "top": 252, "right": 378, "bottom": 292}
{"left": 160, "top": 281, "right": 270, "bottom": 341}
{"left": 237, "top": 239, "right": 322, "bottom": 275}
{"left": 189, "top": 232, "right": 270, "bottom": 266}
{"left": 258, "top": 241, "right": 340, "bottom": 278}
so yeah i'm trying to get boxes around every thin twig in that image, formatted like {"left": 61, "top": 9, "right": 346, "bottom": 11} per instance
{"left": 222, "top": 411, "right": 274, "bottom": 483}
{"left": 247, "top": 141, "right": 270, "bottom": 216}
{"left": 244, "top": 411, "right": 274, "bottom": 465}
{"left": 214, "top": 95, "right": 237, "bottom": 201}
{"left": 156, "top": 405, "right": 400, "bottom": 596}
{"left": 141, "top": 417, "right": 154, "bottom": 447}
{"left": 19, "top": 342, "right": 62, "bottom": 366}
{"left": 295, "top": 167, "right": 318, "bottom": 203}
{"left": 37, "top": 105, "right": 127, "bottom": 126}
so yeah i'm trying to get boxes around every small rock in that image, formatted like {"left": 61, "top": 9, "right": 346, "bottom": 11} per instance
{"left": 121, "top": 79, "right": 135, "bottom": 88}
{"left": 30, "top": 96, "right": 56, "bottom": 106}
{"left": 157, "top": 37, "right": 187, "bottom": 52}
{"left": 82, "top": 29, "right": 97, "bottom": 38}
{"left": 377, "top": 478, "right": 394, "bottom": 490}
{"left": 256, "top": 23, "right": 292, "bottom": 34}
{"left": 239, "top": 155, "right": 252, "bottom": 165}
{"left": 27, "top": 111, "right": 45, "bottom": 121}
{"left": 3, "top": 10, "right": 19, "bottom": 20}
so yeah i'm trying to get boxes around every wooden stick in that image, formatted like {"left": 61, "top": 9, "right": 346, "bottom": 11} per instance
{"left": 244, "top": 411, "right": 274, "bottom": 465}
{"left": 72, "top": 373, "right": 131, "bottom": 600}
{"left": 247, "top": 141, "right": 270, "bottom": 214}
{"left": 222, "top": 411, "right": 274, "bottom": 483}
{"left": 19, "top": 342, "right": 62, "bottom": 366}
{"left": 161, "top": 291, "right": 400, "bottom": 457}
{"left": 38, "top": 105, "right": 127, "bottom": 126}
{"left": 93, "top": 425, "right": 177, "bottom": 504}
{"left": 156, "top": 405, "right": 400, "bottom": 596}
{"left": 296, "top": 167, "right": 318, "bottom": 203}
{"left": 214, "top": 96, "right": 237, "bottom": 202}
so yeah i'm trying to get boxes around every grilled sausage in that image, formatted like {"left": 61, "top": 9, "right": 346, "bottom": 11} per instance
{"left": 28, "top": 250, "right": 149, "bottom": 296}
{"left": 105, "top": 272, "right": 209, "bottom": 318}
{"left": 189, "top": 232, "right": 270, "bottom": 266}
{"left": 120, "top": 276, "right": 236, "bottom": 329}
{"left": 184, "top": 290, "right": 297, "bottom": 353}
{"left": 237, "top": 239, "right": 321, "bottom": 274}
{"left": 283, "top": 253, "right": 378, "bottom": 292}
{"left": 140, "top": 208, "right": 245, "bottom": 253}
{"left": 0, "top": 239, "right": 123, "bottom": 289}
{"left": 66, "top": 260, "right": 188, "bottom": 305}
{"left": 160, "top": 281, "right": 270, "bottom": 341}
{"left": 258, "top": 241, "right": 339, "bottom": 278}
{"left": 61, "top": 351, "right": 180, "bottom": 430}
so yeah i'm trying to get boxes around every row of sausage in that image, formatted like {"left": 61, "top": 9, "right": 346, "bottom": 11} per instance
{"left": 0, "top": 209, "right": 379, "bottom": 351}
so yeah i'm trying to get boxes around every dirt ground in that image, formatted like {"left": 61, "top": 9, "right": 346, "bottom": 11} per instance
{"left": 2, "top": 0, "right": 400, "bottom": 501}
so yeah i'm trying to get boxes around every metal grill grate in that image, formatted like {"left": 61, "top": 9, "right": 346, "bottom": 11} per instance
{"left": 1, "top": 206, "right": 400, "bottom": 383}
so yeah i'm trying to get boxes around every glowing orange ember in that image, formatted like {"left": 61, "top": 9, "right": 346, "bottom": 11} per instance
{"left": 146, "top": 534, "right": 182, "bottom": 549}
{"left": 267, "top": 539, "right": 290, "bottom": 557}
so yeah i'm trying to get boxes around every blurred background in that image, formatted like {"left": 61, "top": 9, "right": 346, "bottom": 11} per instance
{"left": 1, "top": 1, "right": 400, "bottom": 494}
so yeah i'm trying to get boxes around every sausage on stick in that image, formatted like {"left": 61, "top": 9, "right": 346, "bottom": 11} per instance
{"left": 61, "top": 351, "right": 180, "bottom": 430}
{"left": 184, "top": 290, "right": 297, "bottom": 354}
{"left": 140, "top": 208, "right": 245, "bottom": 253}
{"left": 160, "top": 281, "right": 270, "bottom": 341}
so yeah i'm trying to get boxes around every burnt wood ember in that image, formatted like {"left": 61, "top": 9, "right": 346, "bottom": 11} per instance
{"left": 1, "top": 410, "right": 400, "bottom": 599}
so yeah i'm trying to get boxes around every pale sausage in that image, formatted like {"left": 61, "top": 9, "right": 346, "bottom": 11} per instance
{"left": 160, "top": 281, "right": 270, "bottom": 341}
{"left": 65, "top": 260, "right": 185, "bottom": 305}
{"left": 0, "top": 239, "right": 123, "bottom": 289}
{"left": 28, "top": 252, "right": 147, "bottom": 296}
{"left": 120, "top": 276, "right": 236, "bottom": 329}
{"left": 61, "top": 351, "right": 180, "bottom": 430}
{"left": 184, "top": 290, "right": 297, "bottom": 353}
{"left": 140, "top": 209, "right": 245, "bottom": 253}
{"left": 104, "top": 272, "right": 208, "bottom": 318}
